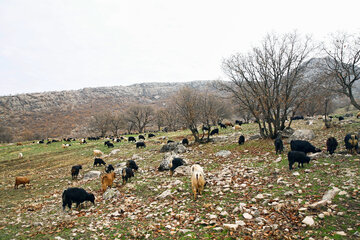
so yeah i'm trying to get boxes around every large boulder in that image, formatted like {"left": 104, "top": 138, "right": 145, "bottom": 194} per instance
{"left": 83, "top": 171, "right": 101, "bottom": 180}
{"left": 278, "top": 128, "right": 295, "bottom": 138}
{"left": 289, "top": 129, "right": 315, "bottom": 141}
{"left": 173, "top": 165, "right": 191, "bottom": 176}
{"left": 174, "top": 144, "right": 186, "bottom": 154}
{"left": 160, "top": 142, "right": 177, "bottom": 152}
{"left": 158, "top": 152, "right": 179, "bottom": 171}
{"left": 248, "top": 134, "right": 261, "bottom": 140}
{"left": 103, "top": 188, "right": 120, "bottom": 200}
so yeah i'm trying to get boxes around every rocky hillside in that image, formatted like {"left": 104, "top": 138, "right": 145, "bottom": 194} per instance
{"left": 0, "top": 81, "right": 218, "bottom": 140}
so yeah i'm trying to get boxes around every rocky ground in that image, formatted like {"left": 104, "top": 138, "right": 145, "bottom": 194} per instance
{"left": 0, "top": 119, "right": 359, "bottom": 239}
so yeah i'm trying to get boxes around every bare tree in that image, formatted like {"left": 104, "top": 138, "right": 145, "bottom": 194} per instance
{"left": 156, "top": 106, "right": 178, "bottom": 132}
{"left": 109, "top": 112, "right": 124, "bottom": 136}
{"left": 125, "top": 104, "right": 154, "bottom": 133}
{"left": 88, "top": 112, "right": 111, "bottom": 137}
{"left": 323, "top": 32, "right": 360, "bottom": 109}
{"left": 172, "top": 87, "right": 201, "bottom": 142}
{"left": 221, "top": 32, "right": 314, "bottom": 138}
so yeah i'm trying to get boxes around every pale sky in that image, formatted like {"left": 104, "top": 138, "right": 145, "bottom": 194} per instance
{"left": 0, "top": 0, "right": 359, "bottom": 96}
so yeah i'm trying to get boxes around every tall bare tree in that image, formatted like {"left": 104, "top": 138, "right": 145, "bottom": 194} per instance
{"left": 125, "top": 104, "right": 154, "bottom": 133}
{"left": 221, "top": 32, "right": 314, "bottom": 138}
{"left": 88, "top": 112, "right": 111, "bottom": 137}
{"left": 0, "top": 125, "right": 13, "bottom": 143}
{"left": 109, "top": 111, "right": 124, "bottom": 136}
{"left": 323, "top": 32, "right": 360, "bottom": 109}
{"left": 172, "top": 87, "right": 201, "bottom": 142}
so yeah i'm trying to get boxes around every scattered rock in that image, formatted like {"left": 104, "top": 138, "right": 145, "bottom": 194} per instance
{"left": 215, "top": 150, "right": 231, "bottom": 158}
{"left": 249, "top": 134, "right": 261, "bottom": 140}
{"left": 175, "top": 144, "right": 186, "bottom": 154}
{"left": 160, "top": 142, "right": 178, "bottom": 152}
{"left": 103, "top": 188, "right": 120, "bottom": 200}
{"left": 173, "top": 166, "right": 191, "bottom": 176}
{"left": 302, "top": 216, "right": 315, "bottom": 226}
{"left": 158, "top": 189, "right": 172, "bottom": 199}
{"left": 83, "top": 171, "right": 101, "bottom": 180}
{"left": 335, "top": 231, "right": 346, "bottom": 236}
{"left": 292, "top": 171, "right": 300, "bottom": 176}
{"left": 243, "top": 213, "right": 253, "bottom": 219}
{"left": 284, "top": 191, "right": 295, "bottom": 196}
{"left": 223, "top": 224, "right": 238, "bottom": 231}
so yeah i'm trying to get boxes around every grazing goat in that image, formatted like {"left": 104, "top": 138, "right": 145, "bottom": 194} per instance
{"left": 191, "top": 164, "right": 206, "bottom": 200}
{"left": 80, "top": 138, "right": 87, "bottom": 144}
{"left": 326, "top": 137, "right": 338, "bottom": 155}
{"left": 101, "top": 172, "right": 116, "bottom": 192}
{"left": 338, "top": 116, "right": 344, "bottom": 121}
{"left": 94, "top": 158, "right": 106, "bottom": 167}
{"left": 234, "top": 125, "right": 241, "bottom": 130}
{"left": 136, "top": 142, "right": 146, "bottom": 148}
{"left": 344, "top": 134, "right": 358, "bottom": 154}
{"left": 235, "top": 120, "right": 243, "bottom": 125}
{"left": 122, "top": 167, "right": 134, "bottom": 184}
{"left": 105, "top": 164, "right": 114, "bottom": 173}
{"left": 290, "top": 140, "right": 321, "bottom": 154}
{"left": 138, "top": 135, "right": 145, "bottom": 140}
{"left": 71, "top": 165, "right": 82, "bottom": 180}
{"left": 62, "top": 187, "right": 95, "bottom": 210}
{"left": 357, "top": 112, "right": 360, "bottom": 119}
{"left": 93, "top": 150, "right": 103, "bottom": 157}
{"left": 128, "top": 136, "right": 136, "bottom": 142}
{"left": 219, "top": 123, "right": 227, "bottom": 129}
{"left": 238, "top": 135, "right": 245, "bottom": 145}
{"left": 182, "top": 138, "right": 189, "bottom": 145}
{"left": 106, "top": 142, "right": 114, "bottom": 148}
{"left": 14, "top": 177, "right": 30, "bottom": 189}
{"left": 210, "top": 128, "right": 219, "bottom": 136}
{"left": 126, "top": 160, "right": 139, "bottom": 171}
{"left": 202, "top": 126, "right": 209, "bottom": 132}
{"left": 169, "top": 158, "right": 186, "bottom": 176}
{"left": 148, "top": 133, "right": 156, "bottom": 138}
{"left": 291, "top": 116, "right": 304, "bottom": 120}
{"left": 38, "top": 140, "right": 44, "bottom": 144}
{"left": 288, "top": 151, "right": 311, "bottom": 170}
{"left": 274, "top": 137, "right": 284, "bottom": 154}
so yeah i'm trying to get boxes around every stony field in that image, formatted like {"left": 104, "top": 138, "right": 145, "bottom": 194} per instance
{"left": 0, "top": 118, "right": 359, "bottom": 239}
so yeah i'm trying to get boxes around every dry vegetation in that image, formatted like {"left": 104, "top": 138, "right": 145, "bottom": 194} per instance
{"left": 0, "top": 116, "right": 359, "bottom": 239}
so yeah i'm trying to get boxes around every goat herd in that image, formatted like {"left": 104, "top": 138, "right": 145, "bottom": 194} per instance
{"left": 12, "top": 127, "right": 359, "bottom": 212}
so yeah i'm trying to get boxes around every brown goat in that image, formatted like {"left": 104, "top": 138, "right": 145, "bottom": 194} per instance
{"left": 14, "top": 177, "right": 30, "bottom": 189}
{"left": 101, "top": 172, "right": 116, "bottom": 192}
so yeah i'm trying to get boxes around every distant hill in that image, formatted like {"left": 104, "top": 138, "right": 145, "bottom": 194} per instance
{"left": 0, "top": 81, "right": 219, "bottom": 141}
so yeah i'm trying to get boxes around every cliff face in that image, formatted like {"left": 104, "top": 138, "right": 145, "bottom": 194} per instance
{"left": 0, "top": 81, "right": 217, "bottom": 140}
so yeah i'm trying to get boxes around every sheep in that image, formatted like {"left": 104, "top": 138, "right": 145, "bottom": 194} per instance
{"left": 136, "top": 142, "right": 146, "bottom": 148}
{"left": 148, "top": 133, "right": 156, "bottom": 138}
{"left": 326, "top": 137, "right": 338, "bottom": 155}
{"left": 94, "top": 158, "right": 106, "bottom": 167}
{"left": 238, "top": 135, "right": 245, "bottom": 145}
{"left": 18, "top": 153, "right": 23, "bottom": 159}
{"left": 101, "top": 172, "right": 116, "bottom": 192}
{"left": 105, "top": 164, "right": 114, "bottom": 173}
{"left": 106, "top": 142, "right": 114, "bottom": 148}
{"left": 344, "top": 134, "right": 358, "bottom": 154}
{"left": 104, "top": 140, "right": 111, "bottom": 146}
{"left": 93, "top": 150, "right": 103, "bottom": 157}
{"left": 62, "top": 144, "right": 71, "bottom": 148}
{"left": 224, "top": 121, "right": 234, "bottom": 127}
{"left": 290, "top": 140, "right": 321, "bottom": 154}
{"left": 80, "top": 138, "right": 87, "bottom": 144}
{"left": 122, "top": 167, "right": 134, "bottom": 184}
{"left": 62, "top": 187, "right": 95, "bottom": 210}
{"left": 38, "top": 140, "right": 44, "bottom": 144}
{"left": 274, "top": 137, "right": 284, "bottom": 154}
{"left": 138, "top": 135, "right": 145, "bottom": 140}
{"left": 128, "top": 136, "right": 136, "bottom": 142}
{"left": 169, "top": 158, "right": 186, "bottom": 176}
{"left": 46, "top": 141, "right": 51, "bottom": 145}
{"left": 71, "top": 165, "right": 82, "bottom": 180}
{"left": 126, "top": 160, "right": 139, "bottom": 171}
{"left": 14, "top": 177, "right": 30, "bottom": 189}
{"left": 219, "top": 123, "right": 227, "bottom": 129}
{"left": 191, "top": 164, "right": 206, "bottom": 200}
{"left": 338, "top": 116, "right": 344, "bottom": 121}
{"left": 182, "top": 138, "right": 189, "bottom": 145}
{"left": 288, "top": 151, "right": 311, "bottom": 170}
{"left": 210, "top": 128, "right": 219, "bottom": 136}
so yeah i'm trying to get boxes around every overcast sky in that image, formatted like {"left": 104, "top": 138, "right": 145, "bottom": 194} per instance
{"left": 0, "top": 0, "right": 359, "bottom": 96}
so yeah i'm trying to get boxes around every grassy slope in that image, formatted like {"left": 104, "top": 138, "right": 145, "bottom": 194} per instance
{"left": 0, "top": 120, "right": 359, "bottom": 239}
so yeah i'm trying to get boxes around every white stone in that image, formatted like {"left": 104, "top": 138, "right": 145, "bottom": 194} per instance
{"left": 209, "top": 214, "right": 217, "bottom": 220}
{"left": 318, "top": 213, "right": 324, "bottom": 219}
{"left": 243, "top": 213, "right": 253, "bottom": 219}
{"left": 302, "top": 216, "right": 315, "bottom": 226}
{"left": 215, "top": 150, "right": 231, "bottom": 158}
{"left": 255, "top": 194, "right": 264, "bottom": 199}
{"left": 158, "top": 189, "right": 172, "bottom": 199}
{"left": 292, "top": 171, "right": 300, "bottom": 176}
{"left": 338, "top": 191, "right": 347, "bottom": 196}
{"left": 284, "top": 191, "right": 295, "bottom": 196}
{"left": 223, "top": 224, "right": 238, "bottom": 231}
{"left": 236, "top": 220, "right": 246, "bottom": 226}
{"left": 83, "top": 171, "right": 101, "bottom": 180}
{"left": 289, "top": 129, "right": 315, "bottom": 141}
{"left": 335, "top": 231, "right": 346, "bottom": 236}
